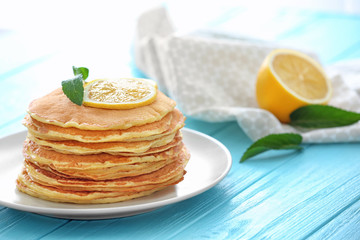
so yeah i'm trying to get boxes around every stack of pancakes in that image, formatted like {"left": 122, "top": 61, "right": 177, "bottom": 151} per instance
{"left": 16, "top": 88, "right": 189, "bottom": 204}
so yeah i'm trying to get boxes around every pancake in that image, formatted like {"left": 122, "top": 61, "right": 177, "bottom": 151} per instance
{"left": 26, "top": 156, "right": 176, "bottom": 180}
{"left": 23, "top": 111, "right": 173, "bottom": 142}
{"left": 24, "top": 145, "right": 185, "bottom": 180}
{"left": 27, "top": 131, "right": 179, "bottom": 155}
{"left": 17, "top": 171, "right": 184, "bottom": 204}
{"left": 23, "top": 148, "right": 189, "bottom": 191}
{"left": 24, "top": 139, "right": 184, "bottom": 180}
{"left": 17, "top": 149, "right": 189, "bottom": 204}
{"left": 28, "top": 88, "right": 176, "bottom": 130}
{"left": 109, "top": 134, "right": 183, "bottom": 156}
{"left": 24, "top": 139, "right": 184, "bottom": 168}
{"left": 24, "top": 109, "right": 185, "bottom": 143}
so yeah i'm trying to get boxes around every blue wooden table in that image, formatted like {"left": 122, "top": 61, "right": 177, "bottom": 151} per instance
{"left": 1, "top": 2, "right": 360, "bottom": 239}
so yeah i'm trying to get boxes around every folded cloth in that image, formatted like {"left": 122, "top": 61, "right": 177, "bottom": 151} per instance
{"left": 134, "top": 6, "right": 360, "bottom": 143}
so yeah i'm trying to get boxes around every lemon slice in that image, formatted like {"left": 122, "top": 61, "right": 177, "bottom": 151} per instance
{"left": 83, "top": 78, "right": 158, "bottom": 110}
{"left": 256, "top": 49, "right": 332, "bottom": 123}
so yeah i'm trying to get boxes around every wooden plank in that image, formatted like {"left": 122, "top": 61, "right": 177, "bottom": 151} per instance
{"left": 167, "top": 141, "right": 360, "bottom": 239}
{"left": 36, "top": 219, "right": 120, "bottom": 239}
{"left": 307, "top": 199, "right": 360, "bottom": 240}
{"left": 0, "top": 209, "right": 68, "bottom": 240}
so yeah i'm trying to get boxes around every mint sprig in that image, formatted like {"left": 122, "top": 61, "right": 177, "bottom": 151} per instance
{"left": 240, "top": 133, "right": 302, "bottom": 162}
{"left": 61, "top": 66, "right": 89, "bottom": 106}
{"left": 240, "top": 105, "right": 360, "bottom": 162}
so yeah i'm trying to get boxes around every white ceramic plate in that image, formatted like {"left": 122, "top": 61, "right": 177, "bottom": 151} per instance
{"left": 0, "top": 128, "right": 231, "bottom": 220}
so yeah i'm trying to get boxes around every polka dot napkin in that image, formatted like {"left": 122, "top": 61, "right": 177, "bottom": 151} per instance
{"left": 134, "top": 7, "right": 360, "bottom": 143}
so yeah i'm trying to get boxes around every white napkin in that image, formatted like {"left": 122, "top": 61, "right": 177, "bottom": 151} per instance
{"left": 134, "top": 7, "right": 360, "bottom": 143}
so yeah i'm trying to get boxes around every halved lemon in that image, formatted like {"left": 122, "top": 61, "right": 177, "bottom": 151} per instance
{"left": 256, "top": 49, "right": 332, "bottom": 123}
{"left": 83, "top": 78, "right": 158, "bottom": 109}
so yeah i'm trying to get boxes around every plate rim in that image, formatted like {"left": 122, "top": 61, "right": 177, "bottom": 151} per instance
{"left": 0, "top": 128, "right": 232, "bottom": 218}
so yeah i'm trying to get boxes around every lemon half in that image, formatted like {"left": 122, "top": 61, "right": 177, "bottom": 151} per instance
{"left": 83, "top": 78, "right": 158, "bottom": 110}
{"left": 256, "top": 49, "right": 332, "bottom": 123}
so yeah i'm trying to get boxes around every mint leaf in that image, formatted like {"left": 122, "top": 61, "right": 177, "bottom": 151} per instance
{"left": 61, "top": 66, "right": 89, "bottom": 105}
{"left": 72, "top": 66, "right": 89, "bottom": 80}
{"left": 61, "top": 75, "right": 84, "bottom": 106}
{"left": 290, "top": 105, "right": 360, "bottom": 128}
{"left": 240, "top": 133, "right": 302, "bottom": 162}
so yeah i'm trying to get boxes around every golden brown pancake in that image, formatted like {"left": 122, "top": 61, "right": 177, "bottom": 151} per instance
{"left": 109, "top": 134, "right": 183, "bottom": 156}
{"left": 23, "top": 111, "right": 173, "bottom": 142}
{"left": 23, "top": 109, "right": 185, "bottom": 143}
{"left": 23, "top": 148, "right": 189, "bottom": 191}
{"left": 17, "top": 149, "right": 189, "bottom": 203}
{"left": 28, "top": 88, "right": 176, "bottom": 130}
{"left": 17, "top": 172, "right": 184, "bottom": 204}
{"left": 27, "top": 131, "right": 179, "bottom": 155}
{"left": 26, "top": 156, "right": 176, "bottom": 180}
{"left": 24, "top": 139, "right": 184, "bottom": 167}
{"left": 24, "top": 139, "right": 185, "bottom": 180}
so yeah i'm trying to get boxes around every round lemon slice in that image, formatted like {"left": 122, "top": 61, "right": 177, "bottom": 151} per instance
{"left": 256, "top": 49, "right": 332, "bottom": 123}
{"left": 83, "top": 78, "right": 158, "bottom": 110}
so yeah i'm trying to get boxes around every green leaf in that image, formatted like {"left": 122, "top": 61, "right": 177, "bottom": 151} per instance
{"left": 61, "top": 75, "right": 84, "bottom": 106}
{"left": 290, "top": 105, "right": 360, "bottom": 128}
{"left": 240, "top": 133, "right": 303, "bottom": 162}
{"left": 72, "top": 66, "right": 89, "bottom": 80}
